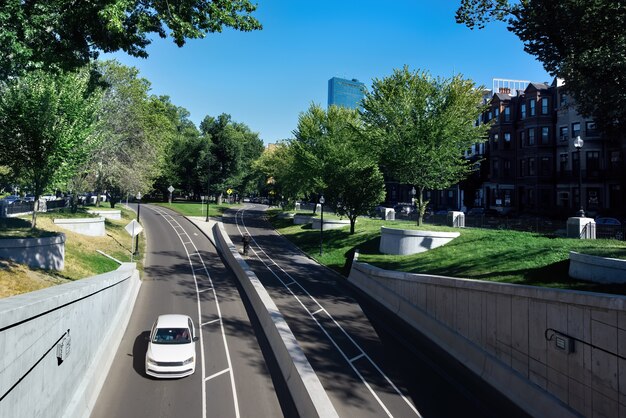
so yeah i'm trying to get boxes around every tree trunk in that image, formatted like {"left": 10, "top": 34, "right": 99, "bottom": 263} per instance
{"left": 350, "top": 216, "right": 356, "bottom": 234}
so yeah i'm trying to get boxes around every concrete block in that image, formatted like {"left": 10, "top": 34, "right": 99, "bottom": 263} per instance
{"left": 566, "top": 217, "right": 596, "bottom": 239}
{"left": 569, "top": 251, "right": 626, "bottom": 283}
{"left": 53, "top": 217, "right": 106, "bottom": 237}
{"left": 447, "top": 211, "right": 465, "bottom": 228}
{"left": 0, "top": 234, "right": 65, "bottom": 270}
{"left": 379, "top": 226, "right": 460, "bottom": 255}
{"left": 591, "top": 347, "right": 619, "bottom": 399}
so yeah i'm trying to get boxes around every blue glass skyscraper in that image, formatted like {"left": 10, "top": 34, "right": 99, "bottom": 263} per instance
{"left": 328, "top": 77, "right": 365, "bottom": 109}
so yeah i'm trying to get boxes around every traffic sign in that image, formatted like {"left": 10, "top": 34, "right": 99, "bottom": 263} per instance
{"left": 125, "top": 219, "right": 143, "bottom": 237}
{"left": 227, "top": 188, "right": 233, "bottom": 195}
{"left": 168, "top": 185, "right": 175, "bottom": 193}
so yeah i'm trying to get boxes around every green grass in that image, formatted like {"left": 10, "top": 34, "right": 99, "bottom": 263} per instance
{"left": 152, "top": 201, "right": 240, "bottom": 218}
{"left": 268, "top": 211, "right": 626, "bottom": 295}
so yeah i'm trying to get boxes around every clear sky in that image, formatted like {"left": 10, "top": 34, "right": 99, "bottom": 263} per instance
{"left": 104, "top": 1, "right": 551, "bottom": 144}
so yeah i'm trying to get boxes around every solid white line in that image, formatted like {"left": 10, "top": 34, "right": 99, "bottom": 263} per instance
{"left": 198, "top": 287, "right": 213, "bottom": 293}
{"left": 202, "top": 319, "right": 220, "bottom": 326}
{"left": 205, "top": 368, "right": 230, "bottom": 382}
{"left": 234, "top": 208, "right": 421, "bottom": 417}
{"left": 311, "top": 308, "right": 324, "bottom": 316}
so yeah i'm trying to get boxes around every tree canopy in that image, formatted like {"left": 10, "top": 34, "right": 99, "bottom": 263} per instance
{"left": 0, "top": 0, "right": 262, "bottom": 80}
{"left": 361, "top": 66, "right": 489, "bottom": 225}
{"left": 456, "top": 0, "right": 626, "bottom": 137}
{"left": 0, "top": 69, "right": 102, "bottom": 226}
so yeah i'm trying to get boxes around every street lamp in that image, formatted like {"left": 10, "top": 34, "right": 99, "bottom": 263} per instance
{"left": 319, "top": 195, "right": 325, "bottom": 256}
{"left": 205, "top": 171, "right": 210, "bottom": 222}
{"left": 135, "top": 192, "right": 142, "bottom": 256}
{"left": 410, "top": 187, "right": 416, "bottom": 225}
{"left": 573, "top": 136, "right": 585, "bottom": 217}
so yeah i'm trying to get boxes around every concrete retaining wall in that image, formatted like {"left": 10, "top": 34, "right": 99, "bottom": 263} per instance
{"left": 0, "top": 263, "right": 141, "bottom": 418}
{"left": 379, "top": 226, "right": 460, "bottom": 255}
{"left": 54, "top": 217, "right": 105, "bottom": 237}
{"left": 87, "top": 209, "right": 121, "bottom": 220}
{"left": 348, "top": 258, "right": 626, "bottom": 418}
{"left": 212, "top": 222, "right": 338, "bottom": 418}
{"left": 569, "top": 251, "right": 626, "bottom": 284}
{"left": 311, "top": 218, "right": 350, "bottom": 231}
{"left": 294, "top": 214, "right": 313, "bottom": 225}
{"left": 0, "top": 234, "right": 65, "bottom": 270}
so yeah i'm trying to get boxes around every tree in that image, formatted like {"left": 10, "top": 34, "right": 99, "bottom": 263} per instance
{"left": 0, "top": 69, "right": 102, "bottom": 227}
{"left": 456, "top": 0, "right": 626, "bottom": 138}
{"left": 199, "top": 114, "right": 262, "bottom": 203}
{"left": 361, "top": 66, "right": 489, "bottom": 225}
{"left": 0, "top": 0, "right": 262, "bottom": 80}
{"left": 292, "top": 104, "right": 385, "bottom": 234}
{"left": 84, "top": 62, "right": 179, "bottom": 206}
{"left": 252, "top": 141, "right": 298, "bottom": 205}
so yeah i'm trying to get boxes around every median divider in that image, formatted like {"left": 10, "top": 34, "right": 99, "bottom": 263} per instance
{"left": 198, "top": 219, "right": 338, "bottom": 418}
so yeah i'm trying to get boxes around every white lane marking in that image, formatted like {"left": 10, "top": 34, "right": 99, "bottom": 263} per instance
{"left": 147, "top": 206, "right": 240, "bottom": 418}
{"left": 284, "top": 281, "right": 296, "bottom": 286}
{"left": 205, "top": 368, "right": 231, "bottom": 382}
{"left": 350, "top": 353, "right": 365, "bottom": 363}
{"left": 203, "top": 319, "right": 220, "bottom": 326}
{"left": 311, "top": 308, "right": 324, "bottom": 316}
{"left": 234, "top": 208, "right": 421, "bottom": 418}
{"left": 198, "top": 287, "right": 213, "bottom": 293}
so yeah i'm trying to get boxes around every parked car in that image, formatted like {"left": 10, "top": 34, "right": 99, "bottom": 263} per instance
{"left": 1, "top": 195, "right": 22, "bottom": 204}
{"left": 24, "top": 194, "right": 35, "bottom": 202}
{"left": 595, "top": 217, "right": 621, "bottom": 226}
{"left": 145, "top": 314, "right": 198, "bottom": 379}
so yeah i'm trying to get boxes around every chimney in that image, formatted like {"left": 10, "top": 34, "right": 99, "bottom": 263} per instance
{"left": 499, "top": 87, "right": 511, "bottom": 94}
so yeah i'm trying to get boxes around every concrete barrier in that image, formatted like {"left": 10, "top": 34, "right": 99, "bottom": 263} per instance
{"left": 0, "top": 263, "right": 141, "bottom": 418}
{"left": 569, "top": 251, "right": 626, "bottom": 283}
{"left": 54, "top": 217, "right": 105, "bottom": 237}
{"left": 211, "top": 221, "right": 338, "bottom": 418}
{"left": 311, "top": 218, "right": 350, "bottom": 231}
{"left": 87, "top": 209, "right": 121, "bottom": 220}
{"left": 293, "top": 214, "right": 313, "bottom": 225}
{"left": 0, "top": 233, "right": 65, "bottom": 270}
{"left": 379, "top": 226, "right": 460, "bottom": 255}
{"left": 348, "top": 255, "right": 626, "bottom": 418}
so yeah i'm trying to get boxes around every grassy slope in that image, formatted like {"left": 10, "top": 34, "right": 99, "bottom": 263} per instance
{"left": 0, "top": 206, "right": 142, "bottom": 298}
{"left": 269, "top": 212, "right": 626, "bottom": 295}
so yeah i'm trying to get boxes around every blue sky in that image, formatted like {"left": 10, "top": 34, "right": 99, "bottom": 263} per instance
{"left": 104, "top": 1, "right": 551, "bottom": 144}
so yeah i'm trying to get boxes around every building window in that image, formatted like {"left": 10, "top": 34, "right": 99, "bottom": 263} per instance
{"left": 572, "top": 122, "right": 581, "bottom": 138}
{"left": 503, "top": 132, "right": 511, "bottom": 149}
{"left": 585, "top": 121, "right": 598, "bottom": 136}
{"left": 529, "top": 157, "right": 536, "bottom": 176}
{"left": 610, "top": 151, "right": 621, "bottom": 172}
{"left": 503, "top": 160, "right": 511, "bottom": 177}
{"left": 529, "top": 99, "right": 536, "bottom": 116}
{"left": 528, "top": 128, "right": 535, "bottom": 146}
{"left": 495, "top": 108, "right": 500, "bottom": 119}
{"left": 540, "top": 156, "right": 551, "bottom": 176}
{"left": 586, "top": 151, "right": 600, "bottom": 174}
{"left": 521, "top": 103, "right": 526, "bottom": 119}
{"left": 492, "top": 133, "right": 499, "bottom": 151}
{"left": 520, "top": 159, "right": 527, "bottom": 177}
{"left": 572, "top": 151, "right": 580, "bottom": 173}
{"left": 541, "top": 97, "right": 549, "bottom": 114}
{"left": 519, "top": 131, "right": 525, "bottom": 148}
{"left": 492, "top": 160, "right": 499, "bottom": 177}
{"left": 504, "top": 106, "right": 510, "bottom": 122}
{"left": 560, "top": 153, "right": 568, "bottom": 173}
{"left": 541, "top": 127, "right": 550, "bottom": 144}
{"left": 487, "top": 111, "right": 492, "bottom": 121}
{"left": 559, "top": 126, "right": 569, "bottom": 141}
{"left": 560, "top": 93, "right": 567, "bottom": 106}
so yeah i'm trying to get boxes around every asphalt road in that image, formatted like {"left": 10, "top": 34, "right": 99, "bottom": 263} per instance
{"left": 91, "top": 204, "right": 289, "bottom": 418}
{"left": 223, "top": 204, "right": 530, "bottom": 418}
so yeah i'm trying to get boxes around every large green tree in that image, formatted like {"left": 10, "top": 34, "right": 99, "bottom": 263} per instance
{"left": 0, "top": 69, "right": 102, "bottom": 227}
{"left": 82, "top": 61, "right": 177, "bottom": 206}
{"left": 361, "top": 67, "right": 489, "bottom": 225}
{"left": 0, "top": 0, "right": 262, "bottom": 80}
{"left": 292, "top": 104, "right": 385, "bottom": 234}
{"left": 456, "top": 0, "right": 626, "bottom": 137}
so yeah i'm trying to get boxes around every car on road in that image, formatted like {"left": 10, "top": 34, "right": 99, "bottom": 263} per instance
{"left": 145, "top": 314, "right": 198, "bottom": 379}
{"left": 467, "top": 207, "right": 485, "bottom": 216}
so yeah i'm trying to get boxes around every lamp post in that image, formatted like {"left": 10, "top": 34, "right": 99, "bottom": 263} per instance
{"left": 410, "top": 186, "right": 416, "bottom": 225}
{"left": 135, "top": 192, "right": 142, "bottom": 256}
{"left": 573, "top": 136, "right": 585, "bottom": 217}
{"left": 205, "top": 171, "right": 210, "bottom": 222}
{"left": 319, "top": 195, "right": 325, "bottom": 256}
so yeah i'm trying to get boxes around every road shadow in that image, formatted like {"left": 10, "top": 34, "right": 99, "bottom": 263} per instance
{"left": 132, "top": 331, "right": 150, "bottom": 378}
